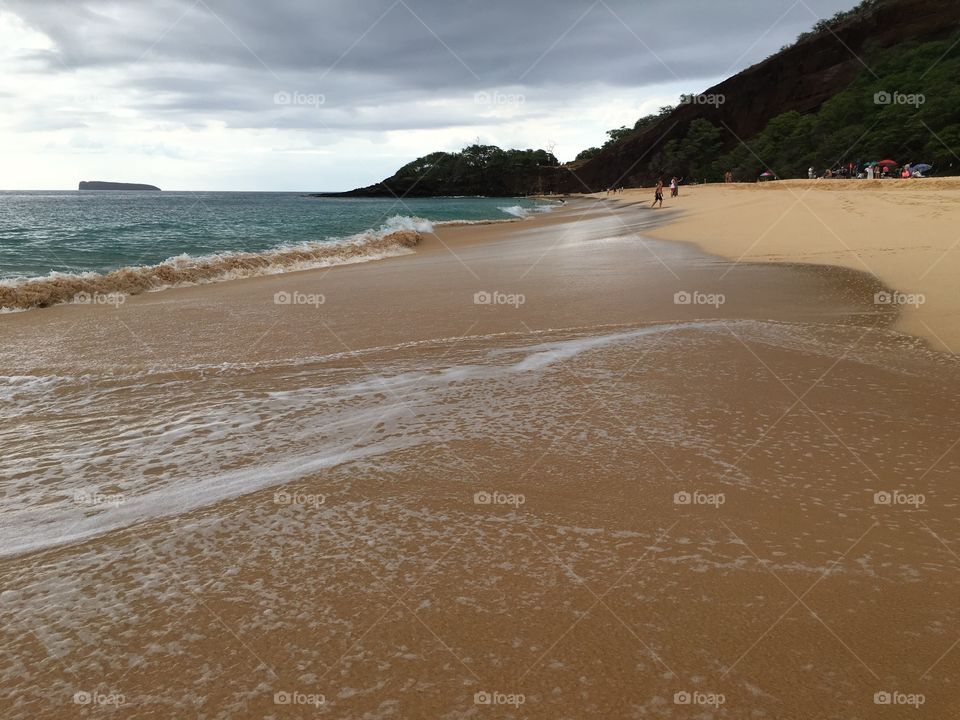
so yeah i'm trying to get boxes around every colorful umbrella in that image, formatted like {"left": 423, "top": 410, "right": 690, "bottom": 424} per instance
{"left": 760, "top": 171, "right": 774, "bottom": 177}
{"left": 876, "top": 159, "right": 898, "bottom": 167}
{"left": 911, "top": 163, "right": 932, "bottom": 173}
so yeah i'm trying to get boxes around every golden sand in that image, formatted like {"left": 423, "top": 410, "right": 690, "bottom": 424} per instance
{"left": 605, "top": 178, "right": 960, "bottom": 352}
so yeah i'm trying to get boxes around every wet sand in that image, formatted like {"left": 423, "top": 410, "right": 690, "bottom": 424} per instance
{"left": 2, "top": 199, "right": 959, "bottom": 719}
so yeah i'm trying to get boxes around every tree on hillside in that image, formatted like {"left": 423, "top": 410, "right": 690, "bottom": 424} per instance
{"left": 651, "top": 119, "right": 724, "bottom": 180}
{"left": 634, "top": 106, "right": 675, "bottom": 132}
{"left": 605, "top": 126, "right": 634, "bottom": 145}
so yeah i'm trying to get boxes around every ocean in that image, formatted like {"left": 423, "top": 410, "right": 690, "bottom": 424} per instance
{"left": 0, "top": 191, "right": 555, "bottom": 308}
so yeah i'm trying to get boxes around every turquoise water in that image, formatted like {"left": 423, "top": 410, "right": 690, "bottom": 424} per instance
{"left": 0, "top": 192, "right": 553, "bottom": 280}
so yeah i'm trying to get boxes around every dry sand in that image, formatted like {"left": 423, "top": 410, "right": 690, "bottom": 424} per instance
{"left": 604, "top": 178, "right": 960, "bottom": 352}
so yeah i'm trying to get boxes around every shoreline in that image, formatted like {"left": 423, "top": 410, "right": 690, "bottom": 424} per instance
{"left": 5, "top": 183, "right": 940, "bottom": 359}
{"left": 0, "top": 197, "right": 906, "bottom": 373}
{"left": 595, "top": 178, "right": 960, "bottom": 352}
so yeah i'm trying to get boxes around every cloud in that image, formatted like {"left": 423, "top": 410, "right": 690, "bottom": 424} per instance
{"left": 10, "top": 0, "right": 858, "bottom": 84}
{"left": 0, "top": 0, "right": 864, "bottom": 189}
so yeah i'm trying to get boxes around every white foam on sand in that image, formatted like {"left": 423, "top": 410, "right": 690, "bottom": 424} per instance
{"left": 1, "top": 321, "right": 736, "bottom": 558}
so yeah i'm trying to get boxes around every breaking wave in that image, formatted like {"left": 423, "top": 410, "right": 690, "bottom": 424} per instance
{"left": 0, "top": 215, "right": 431, "bottom": 311}
{"left": 498, "top": 203, "right": 556, "bottom": 218}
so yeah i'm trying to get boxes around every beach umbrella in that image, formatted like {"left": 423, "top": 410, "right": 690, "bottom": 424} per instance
{"left": 911, "top": 163, "right": 932, "bottom": 173}
{"left": 876, "top": 159, "right": 898, "bottom": 167}
{"left": 760, "top": 171, "right": 774, "bottom": 177}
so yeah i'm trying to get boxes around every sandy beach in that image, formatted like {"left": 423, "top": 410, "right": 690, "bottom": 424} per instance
{"left": 6, "top": 0, "right": 960, "bottom": 715}
{"left": 611, "top": 178, "right": 960, "bottom": 352}
{"left": 2, "top": 197, "right": 959, "bottom": 719}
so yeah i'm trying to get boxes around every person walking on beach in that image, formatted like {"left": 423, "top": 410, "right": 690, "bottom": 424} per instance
{"left": 652, "top": 179, "right": 664, "bottom": 208}
{"left": 670, "top": 177, "right": 678, "bottom": 197}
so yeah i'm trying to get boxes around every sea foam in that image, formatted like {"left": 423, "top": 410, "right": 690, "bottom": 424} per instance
{"left": 498, "top": 203, "right": 556, "bottom": 218}
{"left": 0, "top": 321, "right": 723, "bottom": 558}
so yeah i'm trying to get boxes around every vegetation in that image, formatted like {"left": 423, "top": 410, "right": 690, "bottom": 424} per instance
{"left": 376, "top": 144, "right": 559, "bottom": 196}
{"left": 651, "top": 119, "right": 724, "bottom": 181}
{"left": 575, "top": 147, "right": 601, "bottom": 162}
{"left": 647, "top": 32, "right": 960, "bottom": 181}
{"left": 633, "top": 106, "right": 676, "bottom": 133}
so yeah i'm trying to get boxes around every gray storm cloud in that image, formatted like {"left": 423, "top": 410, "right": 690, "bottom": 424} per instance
{"left": 7, "top": 0, "right": 861, "bottom": 131}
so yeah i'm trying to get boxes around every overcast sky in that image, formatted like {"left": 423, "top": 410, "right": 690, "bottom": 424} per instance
{"left": 0, "top": 0, "right": 860, "bottom": 191}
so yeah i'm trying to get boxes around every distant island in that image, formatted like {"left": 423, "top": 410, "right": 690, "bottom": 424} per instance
{"left": 79, "top": 181, "right": 161, "bottom": 191}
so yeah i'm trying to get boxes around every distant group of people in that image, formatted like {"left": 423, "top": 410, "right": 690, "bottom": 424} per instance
{"left": 810, "top": 162, "right": 929, "bottom": 180}
{"left": 591, "top": 159, "right": 928, "bottom": 201}
{"left": 814, "top": 165, "right": 858, "bottom": 179}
